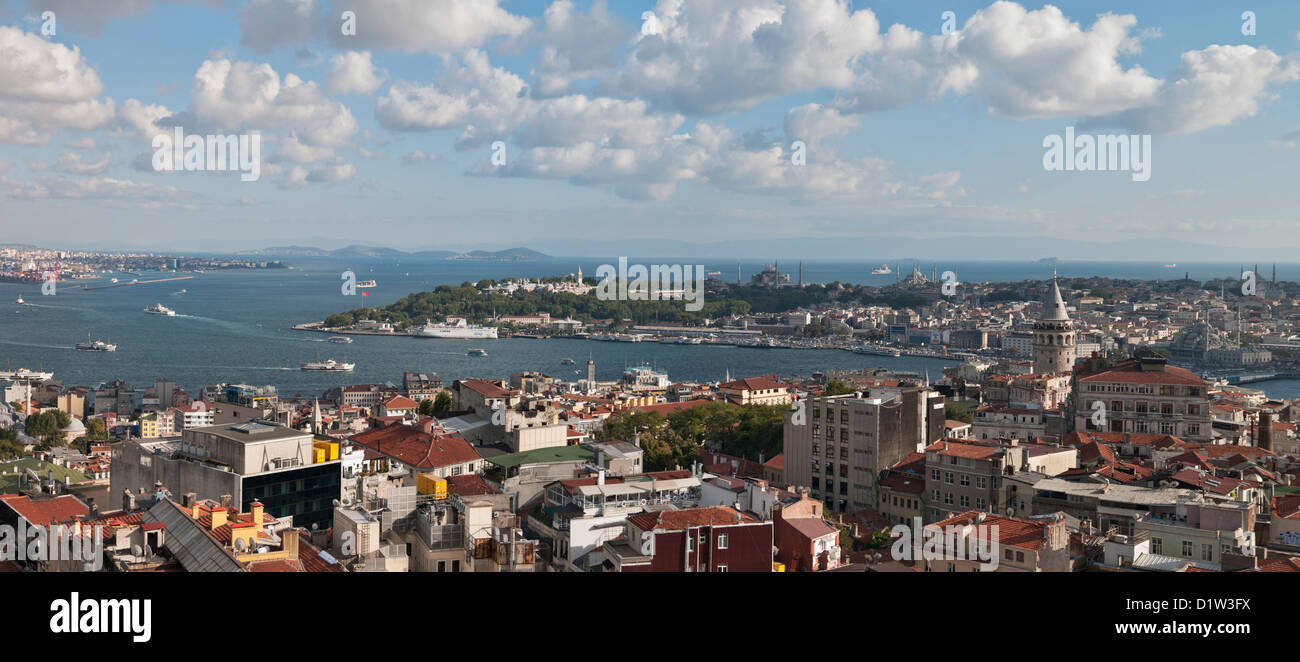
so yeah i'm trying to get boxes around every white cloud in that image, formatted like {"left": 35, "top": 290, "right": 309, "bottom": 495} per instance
{"left": 952, "top": 2, "right": 1161, "bottom": 118}
{"left": 24, "top": 0, "right": 220, "bottom": 36}
{"left": 1102, "top": 45, "right": 1300, "bottom": 134}
{"left": 527, "top": 0, "right": 627, "bottom": 97}
{"left": 401, "top": 150, "right": 437, "bottom": 164}
{"left": 53, "top": 150, "right": 111, "bottom": 174}
{"left": 325, "top": 51, "right": 387, "bottom": 95}
{"left": 0, "top": 27, "right": 116, "bottom": 144}
{"left": 326, "top": 0, "right": 531, "bottom": 54}
{"left": 65, "top": 137, "right": 96, "bottom": 149}
{"left": 239, "top": 0, "right": 321, "bottom": 53}
{"left": 190, "top": 58, "right": 359, "bottom": 148}
{"left": 274, "top": 133, "right": 336, "bottom": 164}
{"left": 118, "top": 98, "right": 172, "bottom": 138}
{"left": 7, "top": 175, "right": 190, "bottom": 202}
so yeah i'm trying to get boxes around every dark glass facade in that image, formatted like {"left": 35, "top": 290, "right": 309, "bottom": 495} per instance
{"left": 241, "top": 462, "right": 341, "bottom": 531}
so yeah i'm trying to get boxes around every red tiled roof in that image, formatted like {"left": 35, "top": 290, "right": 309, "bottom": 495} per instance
{"left": 457, "top": 379, "right": 515, "bottom": 399}
{"left": 719, "top": 377, "right": 788, "bottom": 391}
{"left": 1272, "top": 494, "right": 1300, "bottom": 520}
{"left": 928, "top": 511, "right": 1049, "bottom": 551}
{"left": 628, "top": 506, "right": 760, "bottom": 532}
{"left": 383, "top": 396, "right": 420, "bottom": 410}
{"left": 783, "top": 516, "right": 838, "bottom": 540}
{"left": 926, "top": 441, "right": 1001, "bottom": 460}
{"left": 1169, "top": 468, "right": 1249, "bottom": 495}
{"left": 446, "top": 473, "right": 501, "bottom": 496}
{"left": 1078, "top": 362, "right": 1206, "bottom": 386}
{"left": 0, "top": 494, "right": 89, "bottom": 526}
{"left": 349, "top": 424, "right": 482, "bottom": 469}
{"left": 763, "top": 453, "right": 785, "bottom": 471}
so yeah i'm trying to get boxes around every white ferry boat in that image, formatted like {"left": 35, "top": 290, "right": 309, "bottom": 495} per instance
{"left": 328, "top": 336, "right": 354, "bottom": 344}
{"left": 871, "top": 264, "right": 892, "bottom": 275}
{"left": 0, "top": 366, "right": 53, "bottom": 381}
{"left": 144, "top": 303, "right": 176, "bottom": 316}
{"left": 356, "top": 280, "right": 377, "bottom": 288}
{"left": 409, "top": 318, "right": 499, "bottom": 339}
{"left": 302, "top": 358, "right": 354, "bottom": 371}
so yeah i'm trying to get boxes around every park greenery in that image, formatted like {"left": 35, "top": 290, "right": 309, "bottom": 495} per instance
{"left": 323, "top": 280, "right": 935, "bottom": 330}
{"left": 594, "top": 401, "right": 786, "bottom": 472}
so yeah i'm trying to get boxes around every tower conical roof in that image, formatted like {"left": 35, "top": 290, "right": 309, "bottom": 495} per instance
{"left": 1041, "top": 274, "right": 1070, "bottom": 322}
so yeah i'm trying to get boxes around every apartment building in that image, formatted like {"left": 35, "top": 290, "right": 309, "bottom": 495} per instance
{"left": 110, "top": 420, "right": 343, "bottom": 530}
{"left": 1031, "top": 478, "right": 1197, "bottom": 536}
{"left": 602, "top": 506, "right": 774, "bottom": 572}
{"left": 918, "top": 511, "right": 1071, "bottom": 572}
{"left": 783, "top": 388, "right": 945, "bottom": 514}
{"left": 972, "top": 406, "right": 1047, "bottom": 441}
{"left": 1073, "top": 353, "right": 1212, "bottom": 442}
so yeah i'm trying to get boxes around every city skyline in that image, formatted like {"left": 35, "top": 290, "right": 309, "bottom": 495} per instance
{"left": 0, "top": 1, "right": 1298, "bottom": 256}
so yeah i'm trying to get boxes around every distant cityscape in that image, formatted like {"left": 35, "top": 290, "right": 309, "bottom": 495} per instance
{"left": 4, "top": 252, "right": 1300, "bottom": 574}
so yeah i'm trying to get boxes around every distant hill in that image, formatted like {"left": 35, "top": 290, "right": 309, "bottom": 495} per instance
{"left": 236, "top": 245, "right": 549, "bottom": 260}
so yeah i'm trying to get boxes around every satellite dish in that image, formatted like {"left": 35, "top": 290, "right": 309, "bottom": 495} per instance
{"left": 234, "top": 538, "right": 248, "bottom": 552}
{"left": 131, "top": 544, "right": 142, "bottom": 556}
{"left": 311, "top": 523, "right": 319, "bottom": 531}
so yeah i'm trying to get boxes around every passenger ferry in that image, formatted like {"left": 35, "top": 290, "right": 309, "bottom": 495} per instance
{"left": 302, "top": 358, "right": 354, "bottom": 371}
{"left": 144, "top": 303, "right": 176, "bottom": 316}
{"left": 328, "top": 336, "right": 354, "bottom": 344}
{"left": 75, "top": 334, "right": 117, "bottom": 352}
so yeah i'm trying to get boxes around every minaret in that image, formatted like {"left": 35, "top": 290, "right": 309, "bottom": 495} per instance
{"left": 586, "top": 355, "right": 595, "bottom": 384}
{"left": 577, "top": 265, "right": 582, "bottom": 284}
{"left": 1032, "top": 268, "right": 1075, "bottom": 375}
{"left": 798, "top": 262, "right": 803, "bottom": 287}
{"left": 312, "top": 398, "right": 322, "bottom": 433}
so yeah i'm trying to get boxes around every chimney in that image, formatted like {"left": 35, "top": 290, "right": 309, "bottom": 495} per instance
{"left": 220, "top": 493, "right": 233, "bottom": 509}
{"left": 250, "top": 501, "right": 264, "bottom": 528}
{"left": 122, "top": 489, "right": 137, "bottom": 512}
{"left": 210, "top": 507, "right": 228, "bottom": 531}
{"left": 597, "top": 470, "right": 605, "bottom": 486}
{"left": 183, "top": 492, "right": 197, "bottom": 508}
{"left": 1259, "top": 411, "right": 1273, "bottom": 451}
{"left": 282, "top": 529, "right": 300, "bottom": 557}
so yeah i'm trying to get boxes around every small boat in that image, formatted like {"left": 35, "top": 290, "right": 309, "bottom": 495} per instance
{"left": 14, "top": 295, "right": 25, "bottom": 305}
{"left": 468, "top": 348, "right": 488, "bottom": 357}
{"left": 328, "top": 336, "right": 354, "bottom": 344}
{"left": 75, "top": 334, "right": 116, "bottom": 352}
{"left": 1161, "top": 264, "right": 1176, "bottom": 268}
{"left": 561, "top": 358, "right": 576, "bottom": 365}
{"left": 110, "top": 278, "right": 118, "bottom": 283}
{"left": 871, "top": 264, "right": 892, "bottom": 275}
{"left": 144, "top": 303, "right": 176, "bottom": 316}
{"left": 356, "top": 280, "right": 377, "bottom": 288}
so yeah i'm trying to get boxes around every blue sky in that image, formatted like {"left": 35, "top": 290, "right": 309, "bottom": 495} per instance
{"left": 1, "top": 0, "right": 1299, "bottom": 258}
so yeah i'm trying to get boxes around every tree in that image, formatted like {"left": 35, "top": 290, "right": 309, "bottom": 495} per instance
{"left": 418, "top": 399, "right": 435, "bottom": 417}
{"left": 823, "top": 379, "right": 855, "bottom": 396}
{"left": 432, "top": 391, "right": 453, "bottom": 414}
{"left": 944, "top": 401, "right": 973, "bottom": 423}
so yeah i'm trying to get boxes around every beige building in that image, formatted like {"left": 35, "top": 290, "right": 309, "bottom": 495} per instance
{"left": 918, "top": 511, "right": 1071, "bottom": 572}
{"left": 1074, "top": 354, "right": 1212, "bottom": 442}
{"left": 783, "top": 388, "right": 945, "bottom": 514}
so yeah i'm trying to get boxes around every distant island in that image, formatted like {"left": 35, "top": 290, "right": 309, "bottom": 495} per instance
{"left": 235, "top": 245, "right": 550, "bottom": 261}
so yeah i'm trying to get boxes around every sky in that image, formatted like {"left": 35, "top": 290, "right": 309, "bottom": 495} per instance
{"left": 1, "top": 0, "right": 1299, "bottom": 259}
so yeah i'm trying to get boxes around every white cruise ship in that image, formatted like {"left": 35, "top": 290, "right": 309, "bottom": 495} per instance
{"left": 409, "top": 318, "right": 499, "bottom": 339}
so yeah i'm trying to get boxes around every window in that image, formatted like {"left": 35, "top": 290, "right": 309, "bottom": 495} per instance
{"left": 959, "top": 474, "right": 970, "bottom": 487}
{"left": 1201, "top": 543, "right": 1213, "bottom": 561}
{"left": 1015, "top": 551, "right": 1024, "bottom": 562}
{"left": 716, "top": 564, "right": 728, "bottom": 572}
{"left": 1004, "top": 549, "right": 1013, "bottom": 560}
{"left": 976, "top": 477, "right": 987, "bottom": 489}
{"left": 944, "top": 472, "right": 954, "bottom": 485}
{"left": 943, "top": 493, "right": 953, "bottom": 505}
{"left": 1151, "top": 537, "right": 1162, "bottom": 554}
{"left": 1181, "top": 541, "right": 1193, "bottom": 557}
{"left": 717, "top": 534, "right": 729, "bottom": 549}
{"left": 688, "top": 537, "right": 695, "bottom": 551}
{"left": 959, "top": 495, "right": 970, "bottom": 508}
{"left": 931, "top": 468, "right": 941, "bottom": 481}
